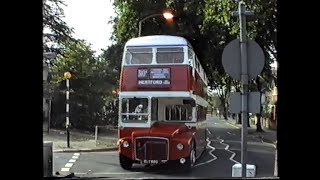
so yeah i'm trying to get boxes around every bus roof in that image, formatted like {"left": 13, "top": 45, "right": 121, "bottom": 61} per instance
{"left": 125, "top": 35, "right": 190, "bottom": 48}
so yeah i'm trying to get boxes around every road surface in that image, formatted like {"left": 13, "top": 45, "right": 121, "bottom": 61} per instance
{"left": 53, "top": 116, "right": 276, "bottom": 178}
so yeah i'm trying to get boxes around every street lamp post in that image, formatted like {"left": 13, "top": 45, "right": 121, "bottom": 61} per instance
{"left": 64, "top": 72, "right": 72, "bottom": 148}
{"left": 138, "top": 12, "right": 174, "bottom": 37}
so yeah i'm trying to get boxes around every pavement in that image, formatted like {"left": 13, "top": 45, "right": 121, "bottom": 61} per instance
{"left": 51, "top": 116, "right": 277, "bottom": 178}
{"left": 215, "top": 115, "right": 277, "bottom": 146}
{"left": 43, "top": 128, "right": 118, "bottom": 153}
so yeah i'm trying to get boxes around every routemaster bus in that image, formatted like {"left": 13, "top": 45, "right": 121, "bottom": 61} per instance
{"left": 117, "top": 35, "right": 209, "bottom": 171}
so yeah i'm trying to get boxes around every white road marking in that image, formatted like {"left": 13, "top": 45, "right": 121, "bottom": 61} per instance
{"left": 206, "top": 128, "right": 212, "bottom": 135}
{"left": 217, "top": 137, "right": 240, "bottom": 164}
{"left": 61, "top": 168, "right": 70, "bottom": 172}
{"left": 249, "top": 135, "right": 277, "bottom": 148}
{"left": 194, "top": 130, "right": 217, "bottom": 167}
{"left": 263, "top": 142, "right": 277, "bottom": 149}
{"left": 60, "top": 152, "right": 81, "bottom": 172}
{"left": 225, "top": 122, "right": 240, "bottom": 129}
{"left": 65, "top": 163, "right": 73, "bottom": 168}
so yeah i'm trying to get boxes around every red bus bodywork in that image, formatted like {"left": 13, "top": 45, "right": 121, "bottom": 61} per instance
{"left": 120, "top": 65, "right": 207, "bottom": 99}
{"left": 117, "top": 35, "right": 208, "bottom": 171}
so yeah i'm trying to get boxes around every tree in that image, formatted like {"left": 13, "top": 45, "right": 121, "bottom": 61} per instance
{"left": 202, "top": 0, "right": 276, "bottom": 130}
{"left": 100, "top": 44, "right": 124, "bottom": 72}
{"left": 251, "top": 62, "right": 274, "bottom": 131}
{"left": 211, "top": 73, "right": 232, "bottom": 120}
{"left": 107, "top": 0, "right": 277, "bottom": 129}
{"left": 43, "top": 0, "right": 76, "bottom": 63}
{"left": 50, "top": 40, "right": 118, "bottom": 130}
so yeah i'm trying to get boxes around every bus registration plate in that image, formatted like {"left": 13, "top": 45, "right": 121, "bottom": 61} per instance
{"left": 143, "top": 160, "right": 159, "bottom": 164}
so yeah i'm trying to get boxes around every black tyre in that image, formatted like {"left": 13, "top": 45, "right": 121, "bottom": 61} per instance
{"left": 119, "top": 154, "right": 133, "bottom": 170}
{"left": 183, "top": 141, "right": 196, "bottom": 172}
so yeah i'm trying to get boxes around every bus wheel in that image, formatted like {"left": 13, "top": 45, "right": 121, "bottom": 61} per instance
{"left": 119, "top": 154, "right": 133, "bottom": 170}
{"left": 183, "top": 142, "right": 196, "bottom": 172}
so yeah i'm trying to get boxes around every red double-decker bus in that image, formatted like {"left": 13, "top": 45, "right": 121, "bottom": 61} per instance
{"left": 117, "top": 35, "right": 209, "bottom": 171}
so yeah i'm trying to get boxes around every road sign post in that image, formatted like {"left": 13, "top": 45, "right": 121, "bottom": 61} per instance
{"left": 222, "top": 1, "right": 265, "bottom": 178}
{"left": 239, "top": 2, "right": 249, "bottom": 177}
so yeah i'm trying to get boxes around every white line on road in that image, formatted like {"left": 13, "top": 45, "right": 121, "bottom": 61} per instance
{"left": 61, "top": 168, "right": 70, "bottom": 172}
{"left": 60, "top": 152, "right": 81, "bottom": 172}
{"left": 194, "top": 130, "right": 217, "bottom": 167}
{"left": 65, "top": 163, "right": 73, "bottom": 168}
{"left": 217, "top": 137, "right": 240, "bottom": 164}
{"left": 225, "top": 122, "right": 240, "bottom": 129}
{"left": 206, "top": 128, "right": 212, "bottom": 135}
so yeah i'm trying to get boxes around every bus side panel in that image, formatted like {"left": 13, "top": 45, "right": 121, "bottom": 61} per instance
{"left": 194, "top": 107, "right": 207, "bottom": 158}
{"left": 191, "top": 68, "right": 207, "bottom": 98}
{"left": 188, "top": 66, "right": 194, "bottom": 92}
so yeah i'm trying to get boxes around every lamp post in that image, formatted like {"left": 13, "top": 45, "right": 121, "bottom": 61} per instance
{"left": 138, "top": 12, "right": 174, "bottom": 37}
{"left": 64, "top": 71, "right": 72, "bottom": 148}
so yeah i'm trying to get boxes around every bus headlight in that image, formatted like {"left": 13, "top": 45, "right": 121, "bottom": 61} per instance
{"left": 177, "top": 143, "right": 184, "bottom": 150}
{"left": 123, "top": 141, "right": 129, "bottom": 148}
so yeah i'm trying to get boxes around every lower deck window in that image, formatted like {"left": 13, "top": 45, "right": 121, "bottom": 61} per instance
{"left": 121, "top": 98, "right": 148, "bottom": 123}
{"left": 165, "top": 105, "right": 192, "bottom": 121}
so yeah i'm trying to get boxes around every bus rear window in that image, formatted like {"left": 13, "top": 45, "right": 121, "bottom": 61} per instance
{"left": 125, "top": 48, "right": 152, "bottom": 65}
{"left": 156, "top": 47, "right": 184, "bottom": 64}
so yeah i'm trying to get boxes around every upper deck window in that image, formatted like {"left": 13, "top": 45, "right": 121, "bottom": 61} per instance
{"left": 156, "top": 47, "right": 184, "bottom": 64}
{"left": 125, "top": 48, "right": 153, "bottom": 65}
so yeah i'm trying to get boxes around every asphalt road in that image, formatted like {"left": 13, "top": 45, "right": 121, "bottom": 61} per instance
{"left": 53, "top": 116, "right": 276, "bottom": 178}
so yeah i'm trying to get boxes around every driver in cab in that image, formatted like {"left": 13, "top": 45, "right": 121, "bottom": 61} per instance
{"left": 134, "top": 104, "right": 144, "bottom": 120}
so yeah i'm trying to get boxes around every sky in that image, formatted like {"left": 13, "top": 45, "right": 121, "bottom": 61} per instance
{"left": 62, "top": 0, "right": 116, "bottom": 55}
